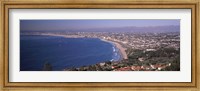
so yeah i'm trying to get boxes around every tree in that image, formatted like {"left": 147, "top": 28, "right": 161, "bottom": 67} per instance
{"left": 164, "top": 56, "right": 180, "bottom": 71}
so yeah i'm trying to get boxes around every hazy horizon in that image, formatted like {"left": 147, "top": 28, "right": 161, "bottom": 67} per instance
{"left": 20, "top": 20, "right": 180, "bottom": 32}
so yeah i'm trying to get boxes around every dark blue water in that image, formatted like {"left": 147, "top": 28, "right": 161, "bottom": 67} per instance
{"left": 20, "top": 35, "right": 121, "bottom": 71}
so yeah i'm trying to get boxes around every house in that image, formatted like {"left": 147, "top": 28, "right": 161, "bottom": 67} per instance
{"left": 111, "top": 66, "right": 118, "bottom": 69}
{"left": 116, "top": 67, "right": 132, "bottom": 71}
{"left": 138, "top": 57, "right": 145, "bottom": 62}
{"left": 146, "top": 49, "right": 156, "bottom": 51}
{"left": 99, "top": 63, "right": 105, "bottom": 66}
{"left": 131, "top": 66, "right": 141, "bottom": 71}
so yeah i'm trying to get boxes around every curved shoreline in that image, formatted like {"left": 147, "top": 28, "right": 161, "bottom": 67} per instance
{"left": 25, "top": 33, "right": 128, "bottom": 60}
{"left": 100, "top": 39, "right": 128, "bottom": 60}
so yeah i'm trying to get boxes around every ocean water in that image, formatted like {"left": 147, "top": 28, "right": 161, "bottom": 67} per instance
{"left": 20, "top": 35, "right": 121, "bottom": 71}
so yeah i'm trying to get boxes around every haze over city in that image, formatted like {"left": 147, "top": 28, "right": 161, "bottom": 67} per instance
{"left": 20, "top": 20, "right": 180, "bottom": 33}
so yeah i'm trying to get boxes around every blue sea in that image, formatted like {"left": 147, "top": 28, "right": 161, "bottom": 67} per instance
{"left": 20, "top": 35, "right": 121, "bottom": 71}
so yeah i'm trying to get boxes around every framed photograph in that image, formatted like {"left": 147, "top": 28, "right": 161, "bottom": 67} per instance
{"left": 0, "top": 0, "right": 199, "bottom": 91}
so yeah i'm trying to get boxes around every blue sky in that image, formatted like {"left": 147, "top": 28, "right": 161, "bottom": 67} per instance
{"left": 20, "top": 20, "right": 180, "bottom": 31}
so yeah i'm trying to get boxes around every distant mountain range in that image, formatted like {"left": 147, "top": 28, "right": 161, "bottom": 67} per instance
{"left": 21, "top": 25, "right": 180, "bottom": 33}
{"left": 76, "top": 25, "right": 180, "bottom": 33}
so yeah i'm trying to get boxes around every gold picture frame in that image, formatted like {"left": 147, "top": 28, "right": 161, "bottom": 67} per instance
{"left": 0, "top": 0, "right": 199, "bottom": 91}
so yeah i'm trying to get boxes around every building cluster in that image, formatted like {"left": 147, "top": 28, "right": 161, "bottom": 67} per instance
{"left": 113, "top": 63, "right": 171, "bottom": 71}
{"left": 64, "top": 60, "right": 171, "bottom": 71}
{"left": 40, "top": 32, "right": 180, "bottom": 50}
{"left": 23, "top": 31, "right": 180, "bottom": 50}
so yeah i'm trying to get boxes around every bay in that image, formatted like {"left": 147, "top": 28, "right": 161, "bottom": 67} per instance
{"left": 20, "top": 35, "right": 121, "bottom": 71}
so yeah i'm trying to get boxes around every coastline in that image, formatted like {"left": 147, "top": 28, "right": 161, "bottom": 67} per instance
{"left": 100, "top": 39, "right": 128, "bottom": 60}
{"left": 23, "top": 33, "right": 128, "bottom": 60}
{"left": 21, "top": 33, "right": 85, "bottom": 38}
{"left": 37, "top": 33, "right": 85, "bottom": 38}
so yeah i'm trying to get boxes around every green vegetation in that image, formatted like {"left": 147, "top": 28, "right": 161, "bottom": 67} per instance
{"left": 64, "top": 47, "right": 180, "bottom": 71}
{"left": 163, "top": 56, "right": 180, "bottom": 71}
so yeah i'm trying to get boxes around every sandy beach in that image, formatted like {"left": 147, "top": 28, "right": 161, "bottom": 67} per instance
{"left": 112, "top": 42, "right": 128, "bottom": 60}
{"left": 101, "top": 39, "right": 128, "bottom": 60}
